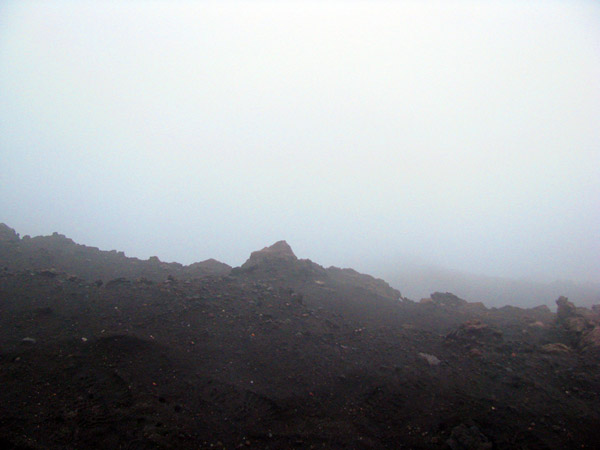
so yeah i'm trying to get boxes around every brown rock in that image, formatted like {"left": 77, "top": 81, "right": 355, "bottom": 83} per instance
{"left": 564, "top": 316, "right": 591, "bottom": 334}
{"left": 581, "top": 326, "right": 600, "bottom": 351}
{"left": 243, "top": 241, "right": 297, "bottom": 267}
{"left": 556, "top": 296, "right": 576, "bottom": 322}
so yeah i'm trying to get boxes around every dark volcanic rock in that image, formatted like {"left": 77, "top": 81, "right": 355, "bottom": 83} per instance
{"left": 325, "top": 266, "right": 401, "bottom": 301}
{"left": 556, "top": 296, "right": 596, "bottom": 327}
{"left": 0, "top": 225, "right": 231, "bottom": 282}
{"left": 0, "top": 223, "right": 19, "bottom": 242}
{"left": 555, "top": 296, "right": 599, "bottom": 350}
{"left": 447, "top": 423, "right": 492, "bottom": 450}
{"left": 242, "top": 240, "right": 297, "bottom": 268}
{"left": 581, "top": 326, "right": 600, "bottom": 351}
{"left": 235, "top": 241, "right": 400, "bottom": 305}
{"left": 1, "top": 225, "right": 600, "bottom": 449}
{"left": 431, "top": 292, "right": 468, "bottom": 308}
{"left": 446, "top": 320, "right": 503, "bottom": 344}
{"left": 556, "top": 296, "right": 577, "bottom": 322}
{"left": 185, "top": 258, "right": 231, "bottom": 277}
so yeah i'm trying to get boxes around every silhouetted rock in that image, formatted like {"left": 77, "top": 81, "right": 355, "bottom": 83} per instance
{"left": 556, "top": 296, "right": 577, "bottom": 321}
{"left": 430, "top": 292, "right": 468, "bottom": 308}
{"left": 0, "top": 226, "right": 231, "bottom": 282}
{"left": 242, "top": 240, "right": 297, "bottom": 268}
{"left": 0, "top": 223, "right": 19, "bottom": 242}
{"left": 185, "top": 258, "right": 231, "bottom": 277}
{"left": 532, "top": 304, "right": 551, "bottom": 314}
{"left": 555, "top": 296, "right": 600, "bottom": 351}
{"left": 556, "top": 296, "right": 593, "bottom": 333}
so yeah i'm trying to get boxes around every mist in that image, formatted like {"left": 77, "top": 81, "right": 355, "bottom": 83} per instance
{"left": 1, "top": 1, "right": 599, "bottom": 293}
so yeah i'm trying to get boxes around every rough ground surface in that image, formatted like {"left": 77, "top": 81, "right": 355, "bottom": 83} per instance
{"left": 1, "top": 225, "right": 599, "bottom": 449}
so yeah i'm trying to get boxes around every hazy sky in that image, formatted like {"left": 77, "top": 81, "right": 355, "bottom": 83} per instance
{"left": 1, "top": 1, "right": 599, "bottom": 283}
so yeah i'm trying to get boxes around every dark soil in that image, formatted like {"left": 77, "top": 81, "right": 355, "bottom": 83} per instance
{"left": 0, "top": 226, "right": 599, "bottom": 449}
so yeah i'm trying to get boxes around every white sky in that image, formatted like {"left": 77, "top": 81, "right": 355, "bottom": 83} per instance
{"left": 1, "top": 0, "right": 599, "bottom": 283}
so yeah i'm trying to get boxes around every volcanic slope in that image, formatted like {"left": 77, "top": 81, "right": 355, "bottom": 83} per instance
{"left": 0, "top": 225, "right": 599, "bottom": 449}
{"left": 0, "top": 223, "right": 231, "bottom": 282}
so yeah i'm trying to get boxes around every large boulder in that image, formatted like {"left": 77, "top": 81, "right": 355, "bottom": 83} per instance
{"left": 555, "top": 297, "right": 600, "bottom": 352}
{"left": 556, "top": 296, "right": 594, "bottom": 334}
{"left": 556, "top": 296, "right": 577, "bottom": 322}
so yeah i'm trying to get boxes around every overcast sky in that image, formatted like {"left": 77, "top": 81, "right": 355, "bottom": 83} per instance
{"left": 1, "top": 0, "right": 599, "bottom": 283}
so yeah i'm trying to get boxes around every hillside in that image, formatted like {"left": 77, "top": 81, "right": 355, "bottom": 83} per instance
{"left": 382, "top": 265, "right": 600, "bottom": 309}
{"left": 0, "top": 224, "right": 599, "bottom": 449}
{"left": 0, "top": 223, "right": 231, "bottom": 282}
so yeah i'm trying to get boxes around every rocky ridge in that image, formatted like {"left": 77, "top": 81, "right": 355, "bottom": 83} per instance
{"left": 0, "top": 223, "right": 599, "bottom": 449}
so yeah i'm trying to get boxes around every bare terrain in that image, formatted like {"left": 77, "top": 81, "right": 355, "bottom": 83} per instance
{"left": 1, "top": 224, "right": 599, "bottom": 449}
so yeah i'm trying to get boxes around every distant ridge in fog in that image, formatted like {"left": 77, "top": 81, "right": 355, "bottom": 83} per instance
{"left": 2, "top": 222, "right": 598, "bottom": 309}
{"left": 383, "top": 265, "right": 600, "bottom": 309}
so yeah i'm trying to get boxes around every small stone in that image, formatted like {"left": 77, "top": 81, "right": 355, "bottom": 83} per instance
{"left": 418, "top": 352, "right": 441, "bottom": 366}
{"left": 469, "top": 348, "right": 483, "bottom": 357}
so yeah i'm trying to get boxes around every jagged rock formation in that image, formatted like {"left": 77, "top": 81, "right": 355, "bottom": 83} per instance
{"left": 556, "top": 296, "right": 600, "bottom": 351}
{"left": 243, "top": 240, "right": 298, "bottom": 267}
{"left": 0, "top": 223, "right": 231, "bottom": 281}
{"left": 231, "top": 240, "right": 403, "bottom": 325}
{"left": 0, "top": 226, "right": 406, "bottom": 328}
{"left": 0, "top": 223, "right": 20, "bottom": 243}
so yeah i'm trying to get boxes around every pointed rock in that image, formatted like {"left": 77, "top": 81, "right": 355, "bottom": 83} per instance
{"left": 242, "top": 240, "right": 297, "bottom": 268}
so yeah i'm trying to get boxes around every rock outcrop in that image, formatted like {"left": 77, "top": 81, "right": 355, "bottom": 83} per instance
{"left": 228, "top": 241, "right": 404, "bottom": 326}
{"left": 556, "top": 296, "right": 600, "bottom": 351}
{"left": 0, "top": 223, "right": 19, "bottom": 242}
{"left": 245, "top": 240, "right": 297, "bottom": 264}
{"left": 0, "top": 224, "right": 231, "bottom": 281}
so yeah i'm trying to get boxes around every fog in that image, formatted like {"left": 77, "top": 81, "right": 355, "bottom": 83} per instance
{"left": 1, "top": 1, "right": 599, "bottom": 291}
